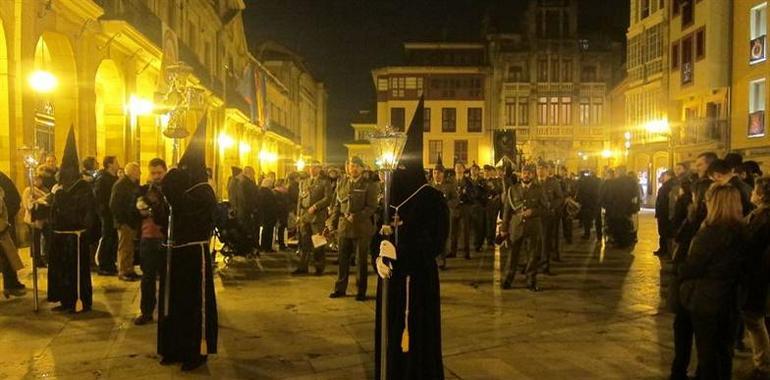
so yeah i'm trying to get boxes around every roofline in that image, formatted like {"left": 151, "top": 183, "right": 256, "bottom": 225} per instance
{"left": 404, "top": 42, "right": 486, "bottom": 50}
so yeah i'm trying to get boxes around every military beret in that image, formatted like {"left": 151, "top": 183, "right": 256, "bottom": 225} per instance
{"left": 350, "top": 156, "right": 365, "bottom": 167}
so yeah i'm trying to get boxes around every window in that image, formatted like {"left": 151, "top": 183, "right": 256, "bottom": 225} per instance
{"left": 505, "top": 102, "right": 516, "bottom": 125}
{"left": 560, "top": 97, "right": 572, "bottom": 125}
{"left": 537, "top": 59, "right": 548, "bottom": 82}
{"left": 390, "top": 107, "right": 405, "bottom": 131}
{"left": 377, "top": 77, "right": 388, "bottom": 90}
{"left": 390, "top": 77, "right": 406, "bottom": 97}
{"left": 591, "top": 98, "right": 604, "bottom": 124}
{"left": 518, "top": 98, "right": 529, "bottom": 125}
{"left": 579, "top": 98, "right": 590, "bottom": 125}
{"left": 672, "top": 40, "right": 680, "bottom": 70}
{"left": 428, "top": 140, "right": 443, "bottom": 164}
{"left": 454, "top": 140, "right": 468, "bottom": 164}
{"left": 681, "top": 0, "right": 694, "bottom": 28}
{"left": 673, "top": 0, "right": 680, "bottom": 16}
{"left": 468, "top": 108, "right": 482, "bottom": 132}
{"left": 548, "top": 97, "right": 559, "bottom": 125}
{"left": 682, "top": 35, "right": 694, "bottom": 85}
{"left": 750, "top": 78, "right": 766, "bottom": 137}
{"left": 695, "top": 28, "right": 705, "bottom": 60}
{"left": 442, "top": 108, "right": 456, "bottom": 132}
{"left": 751, "top": 3, "right": 768, "bottom": 64}
{"left": 580, "top": 65, "right": 597, "bottom": 82}
{"left": 550, "top": 60, "right": 560, "bottom": 82}
{"left": 538, "top": 97, "right": 548, "bottom": 125}
{"left": 508, "top": 66, "right": 524, "bottom": 82}
{"left": 641, "top": 0, "right": 650, "bottom": 19}
{"left": 562, "top": 60, "right": 572, "bottom": 82}
{"left": 423, "top": 107, "right": 431, "bottom": 132}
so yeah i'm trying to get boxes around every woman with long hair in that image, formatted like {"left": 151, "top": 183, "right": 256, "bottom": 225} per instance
{"left": 678, "top": 184, "right": 745, "bottom": 380}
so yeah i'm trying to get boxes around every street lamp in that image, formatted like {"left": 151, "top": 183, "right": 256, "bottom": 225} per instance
{"left": 127, "top": 95, "right": 154, "bottom": 162}
{"left": 17, "top": 145, "right": 41, "bottom": 312}
{"left": 295, "top": 158, "right": 306, "bottom": 171}
{"left": 28, "top": 70, "right": 57, "bottom": 94}
{"left": 368, "top": 124, "right": 407, "bottom": 380}
{"left": 644, "top": 119, "right": 674, "bottom": 169}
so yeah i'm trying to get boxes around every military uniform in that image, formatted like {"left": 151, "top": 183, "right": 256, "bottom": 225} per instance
{"left": 296, "top": 174, "right": 333, "bottom": 274}
{"left": 500, "top": 180, "right": 547, "bottom": 290}
{"left": 559, "top": 175, "right": 576, "bottom": 244}
{"left": 484, "top": 177, "right": 503, "bottom": 246}
{"left": 539, "top": 176, "right": 563, "bottom": 271}
{"left": 432, "top": 178, "right": 459, "bottom": 264}
{"left": 453, "top": 177, "right": 473, "bottom": 258}
{"left": 327, "top": 175, "right": 379, "bottom": 297}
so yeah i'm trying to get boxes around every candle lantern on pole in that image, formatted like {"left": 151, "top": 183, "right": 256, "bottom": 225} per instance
{"left": 17, "top": 145, "right": 41, "bottom": 311}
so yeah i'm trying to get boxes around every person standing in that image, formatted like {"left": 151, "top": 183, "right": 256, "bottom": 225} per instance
{"left": 257, "top": 177, "right": 277, "bottom": 253}
{"left": 0, "top": 171, "right": 21, "bottom": 245}
{"left": 134, "top": 158, "right": 168, "bottom": 326}
{"left": 273, "top": 179, "right": 290, "bottom": 251}
{"left": 484, "top": 165, "right": 503, "bottom": 249}
{"left": 374, "top": 99, "right": 449, "bottom": 379}
{"left": 0, "top": 185, "right": 25, "bottom": 298}
{"left": 23, "top": 174, "right": 51, "bottom": 267}
{"left": 231, "top": 166, "right": 259, "bottom": 245}
{"left": 48, "top": 127, "right": 95, "bottom": 312}
{"left": 158, "top": 120, "right": 218, "bottom": 371}
{"left": 654, "top": 170, "right": 675, "bottom": 258}
{"left": 94, "top": 156, "right": 120, "bottom": 275}
{"left": 576, "top": 171, "right": 602, "bottom": 240}
{"left": 452, "top": 162, "right": 471, "bottom": 259}
{"left": 293, "top": 160, "right": 332, "bottom": 275}
{"left": 467, "top": 165, "right": 487, "bottom": 254}
{"left": 110, "top": 162, "right": 142, "bottom": 282}
{"left": 537, "top": 162, "right": 563, "bottom": 273}
{"left": 500, "top": 164, "right": 547, "bottom": 291}
{"left": 558, "top": 166, "right": 576, "bottom": 244}
{"left": 678, "top": 184, "right": 745, "bottom": 380}
{"left": 431, "top": 162, "right": 458, "bottom": 269}
{"left": 328, "top": 156, "right": 378, "bottom": 301}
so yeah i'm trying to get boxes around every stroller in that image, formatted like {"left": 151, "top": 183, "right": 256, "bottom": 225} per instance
{"left": 212, "top": 201, "right": 261, "bottom": 268}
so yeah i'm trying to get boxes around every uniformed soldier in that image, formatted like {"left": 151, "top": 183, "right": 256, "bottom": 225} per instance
{"left": 467, "top": 164, "right": 487, "bottom": 255}
{"left": 558, "top": 166, "right": 576, "bottom": 245}
{"left": 452, "top": 162, "right": 470, "bottom": 259}
{"left": 431, "top": 162, "right": 459, "bottom": 269}
{"left": 538, "top": 162, "right": 563, "bottom": 274}
{"left": 484, "top": 165, "right": 503, "bottom": 248}
{"left": 293, "top": 160, "right": 333, "bottom": 275}
{"left": 327, "top": 157, "right": 379, "bottom": 301}
{"left": 499, "top": 164, "right": 547, "bottom": 291}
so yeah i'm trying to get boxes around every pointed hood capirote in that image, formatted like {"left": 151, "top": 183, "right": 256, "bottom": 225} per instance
{"left": 178, "top": 116, "right": 208, "bottom": 184}
{"left": 58, "top": 125, "right": 80, "bottom": 187}
{"left": 389, "top": 97, "right": 427, "bottom": 208}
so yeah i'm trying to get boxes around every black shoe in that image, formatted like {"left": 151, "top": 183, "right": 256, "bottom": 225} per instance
{"left": 134, "top": 314, "right": 153, "bottom": 326}
{"left": 355, "top": 294, "right": 366, "bottom": 302}
{"left": 329, "top": 291, "right": 345, "bottom": 299}
{"left": 446, "top": 252, "right": 457, "bottom": 258}
{"left": 291, "top": 269, "right": 308, "bottom": 275}
{"left": 181, "top": 355, "right": 207, "bottom": 372}
{"left": 314, "top": 269, "right": 324, "bottom": 276}
{"left": 278, "top": 245, "right": 288, "bottom": 251}
{"left": 527, "top": 284, "right": 542, "bottom": 292}
{"left": 464, "top": 254, "right": 471, "bottom": 260}
{"left": 543, "top": 269, "right": 555, "bottom": 276}
{"left": 159, "top": 357, "right": 178, "bottom": 366}
{"left": 51, "top": 305, "right": 71, "bottom": 312}
{"left": 581, "top": 234, "right": 590, "bottom": 240}
{"left": 3, "top": 288, "right": 26, "bottom": 298}
{"left": 119, "top": 274, "right": 139, "bottom": 282}
{"left": 501, "top": 282, "right": 512, "bottom": 290}
{"left": 98, "top": 269, "right": 118, "bottom": 276}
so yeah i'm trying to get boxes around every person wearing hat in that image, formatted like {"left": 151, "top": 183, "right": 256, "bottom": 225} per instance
{"left": 483, "top": 164, "right": 503, "bottom": 249}
{"left": 654, "top": 169, "right": 676, "bottom": 258}
{"left": 294, "top": 160, "right": 333, "bottom": 275}
{"left": 537, "top": 161, "right": 563, "bottom": 274}
{"left": 326, "top": 156, "right": 379, "bottom": 300}
{"left": 431, "top": 161, "right": 458, "bottom": 269}
{"left": 499, "top": 164, "right": 547, "bottom": 291}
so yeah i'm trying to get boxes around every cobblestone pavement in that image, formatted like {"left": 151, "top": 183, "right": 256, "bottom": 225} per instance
{"left": 0, "top": 210, "right": 757, "bottom": 379}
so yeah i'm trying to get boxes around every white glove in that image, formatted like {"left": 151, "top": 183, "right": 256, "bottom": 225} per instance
{"left": 376, "top": 256, "right": 392, "bottom": 279}
{"left": 379, "top": 240, "right": 397, "bottom": 260}
{"left": 380, "top": 224, "right": 393, "bottom": 236}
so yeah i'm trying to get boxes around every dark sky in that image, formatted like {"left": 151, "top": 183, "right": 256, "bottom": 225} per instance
{"left": 242, "top": 0, "right": 629, "bottom": 163}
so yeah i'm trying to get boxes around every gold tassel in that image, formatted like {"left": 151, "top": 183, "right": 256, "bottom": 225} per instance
{"left": 201, "top": 340, "right": 208, "bottom": 356}
{"left": 401, "top": 275, "right": 411, "bottom": 353}
{"left": 401, "top": 327, "right": 409, "bottom": 353}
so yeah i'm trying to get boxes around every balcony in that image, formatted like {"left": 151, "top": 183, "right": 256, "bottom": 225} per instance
{"left": 536, "top": 83, "right": 574, "bottom": 93}
{"left": 678, "top": 118, "right": 727, "bottom": 146}
{"left": 97, "top": 0, "right": 162, "bottom": 46}
{"left": 267, "top": 122, "right": 298, "bottom": 144}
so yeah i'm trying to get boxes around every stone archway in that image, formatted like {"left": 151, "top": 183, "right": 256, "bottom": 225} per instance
{"left": 33, "top": 32, "right": 78, "bottom": 158}
{"left": 94, "top": 59, "right": 126, "bottom": 161}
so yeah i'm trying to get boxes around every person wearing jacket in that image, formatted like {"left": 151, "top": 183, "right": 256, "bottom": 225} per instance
{"left": 677, "top": 184, "right": 745, "bottom": 380}
{"left": 110, "top": 162, "right": 142, "bottom": 281}
{"left": 654, "top": 170, "right": 675, "bottom": 258}
{"left": 23, "top": 173, "right": 51, "bottom": 268}
{"left": 257, "top": 177, "right": 277, "bottom": 253}
{"left": 94, "top": 156, "right": 120, "bottom": 275}
{"left": 0, "top": 186, "right": 25, "bottom": 298}
{"left": 742, "top": 176, "right": 770, "bottom": 378}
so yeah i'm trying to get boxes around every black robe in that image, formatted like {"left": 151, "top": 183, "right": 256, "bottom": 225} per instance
{"left": 158, "top": 168, "right": 218, "bottom": 362}
{"left": 375, "top": 186, "right": 449, "bottom": 380}
{"left": 48, "top": 180, "right": 95, "bottom": 308}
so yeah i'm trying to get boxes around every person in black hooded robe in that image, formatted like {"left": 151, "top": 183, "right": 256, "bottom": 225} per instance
{"left": 157, "top": 118, "right": 218, "bottom": 371}
{"left": 48, "top": 127, "right": 95, "bottom": 312}
{"left": 374, "top": 98, "right": 449, "bottom": 380}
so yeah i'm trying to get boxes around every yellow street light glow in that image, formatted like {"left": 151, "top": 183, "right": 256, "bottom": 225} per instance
{"left": 645, "top": 119, "right": 670, "bottom": 134}
{"left": 296, "top": 158, "right": 306, "bottom": 171}
{"left": 380, "top": 152, "right": 397, "bottom": 166}
{"left": 239, "top": 141, "right": 251, "bottom": 153}
{"left": 582, "top": 155, "right": 588, "bottom": 161}
{"left": 625, "top": 141, "right": 632, "bottom": 149}
{"left": 28, "top": 70, "right": 58, "bottom": 93}
{"left": 624, "top": 131, "right": 632, "bottom": 140}
{"left": 218, "top": 133, "right": 235, "bottom": 149}
{"left": 127, "top": 95, "right": 154, "bottom": 116}
{"left": 601, "top": 149, "right": 613, "bottom": 158}
{"left": 259, "top": 150, "right": 277, "bottom": 162}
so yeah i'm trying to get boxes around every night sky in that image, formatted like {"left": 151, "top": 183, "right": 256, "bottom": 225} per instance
{"left": 242, "top": 0, "right": 630, "bottom": 163}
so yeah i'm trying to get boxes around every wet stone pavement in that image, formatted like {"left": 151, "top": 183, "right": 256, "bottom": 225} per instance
{"left": 0, "top": 210, "right": 758, "bottom": 379}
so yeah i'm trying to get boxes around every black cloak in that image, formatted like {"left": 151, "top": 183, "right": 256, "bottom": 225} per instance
{"left": 48, "top": 127, "right": 95, "bottom": 310}
{"left": 375, "top": 98, "right": 450, "bottom": 379}
{"left": 158, "top": 117, "right": 218, "bottom": 362}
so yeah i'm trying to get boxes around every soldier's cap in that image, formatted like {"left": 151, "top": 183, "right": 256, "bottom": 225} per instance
{"left": 434, "top": 163, "right": 445, "bottom": 171}
{"left": 523, "top": 164, "right": 537, "bottom": 173}
{"left": 309, "top": 160, "right": 322, "bottom": 167}
{"left": 483, "top": 164, "right": 494, "bottom": 171}
{"left": 349, "top": 156, "right": 365, "bottom": 167}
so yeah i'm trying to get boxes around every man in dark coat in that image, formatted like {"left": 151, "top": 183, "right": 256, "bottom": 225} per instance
{"left": 158, "top": 119, "right": 218, "bottom": 371}
{"left": 375, "top": 98, "right": 449, "bottom": 379}
{"left": 654, "top": 170, "right": 675, "bottom": 258}
{"left": 94, "top": 156, "right": 120, "bottom": 275}
{"left": 576, "top": 171, "right": 602, "bottom": 240}
{"left": 603, "top": 167, "right": 638, "bottom": 248}
{"left": 48, "top": 127, "right": 95, "bottom": 312}
{"left": 0, "top": 170, "right": 21, "bottom": 244}
{"left": 110, "top": 162, "right": 142, "bottom": 281}
{"left": 537, "top": 162, "right": 563, "bottom": 272}
{"left": 257, "top": 177, "right": 277, "bottom": 252}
